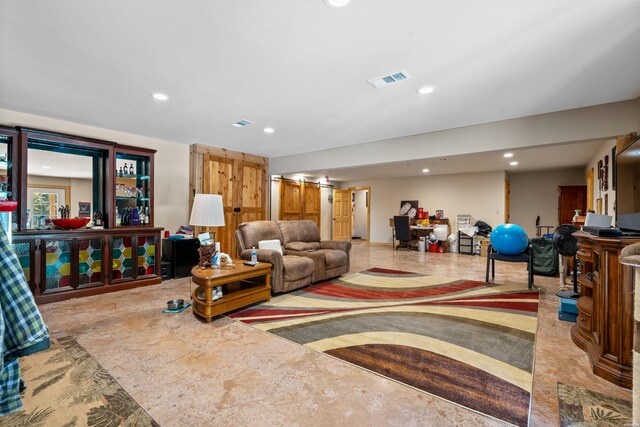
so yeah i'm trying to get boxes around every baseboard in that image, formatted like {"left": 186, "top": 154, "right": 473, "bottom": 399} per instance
{"left": 369, "top": 241, "right": 393, "bottom": 247}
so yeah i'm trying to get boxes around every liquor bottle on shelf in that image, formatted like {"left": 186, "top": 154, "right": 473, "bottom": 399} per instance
{"left": 129, "top": 164, "right": 135, "bottom": 175}
{"left": 115, "top": 207, "right": 121, "bottom": 226}
{"left": 131, "top": 207, "right": 140, "bottom": 226}
{"left": 145, "top": 206, "right": 150, "bottom": 225}
{"left": 138, "top": 206, "right": 145, "bottom": 225}
{"left": 118, "top": 166, "right": 124, "bottom": 177}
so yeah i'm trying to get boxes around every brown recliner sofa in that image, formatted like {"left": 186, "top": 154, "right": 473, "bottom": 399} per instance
{"left": 236, "top": 220, "right": 352, "bottom": 294}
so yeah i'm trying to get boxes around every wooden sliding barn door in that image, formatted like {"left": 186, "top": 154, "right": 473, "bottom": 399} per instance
{"left": 279, "top": 181, "right": 321, "bottom": 228}
{"left": 302, "top": 183, "right": 321, "bottom": 227}
{"left": 280, "top": 180, "right": 303, "bottom": 221}
{"left": 190, "top": 145, "right": 268, "bottom": 257}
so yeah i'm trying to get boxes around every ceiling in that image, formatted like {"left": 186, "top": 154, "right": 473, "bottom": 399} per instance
{"left": 27, "top": 149, "right": 93, "bottom": 179}
{"left": 1, "top": 1, "right": 639, "bottom": 165}
{"left": 296, "top": 138, "right": 606, "bottom": 182}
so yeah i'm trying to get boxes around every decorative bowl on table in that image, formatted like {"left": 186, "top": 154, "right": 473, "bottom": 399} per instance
{"left": 51, "top": 218, "right": 90, "bottom": 230}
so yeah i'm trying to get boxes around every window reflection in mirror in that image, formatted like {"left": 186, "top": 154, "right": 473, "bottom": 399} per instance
{"left": 27, "top": 140, "right": 106, "bottom": 229}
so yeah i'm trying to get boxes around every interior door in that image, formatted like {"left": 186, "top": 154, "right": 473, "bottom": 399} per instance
{"left": 280, "top": 180, "right": 303, "bottom": 221}
{"left": 504, "top": 178, "right": 511, "bottom": 223}
{"left": 332, "top": 189, "right": 351, "bottom": 240}
{"left": 203, "top": 154, "right": 235, "bottom": 255}
{"left": 237, "top": 160, "right": 267, "bottom": 226}
{"left": 302, "top": 182, "right": 321, "bottom": 228}
{"left": 586, "top": 168, "right": 594, "bottom": 211}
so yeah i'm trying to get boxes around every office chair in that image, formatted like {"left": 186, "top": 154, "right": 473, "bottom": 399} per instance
{"left": 394, "top": 215, "right": 412, "bottom": 251}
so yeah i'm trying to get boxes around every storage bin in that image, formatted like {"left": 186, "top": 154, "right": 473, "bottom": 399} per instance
{"left": 433, "top": 224, "right": 448, "bottom": 241}
{"left": 429, "top": 242, "right": 439, "bottom": 253}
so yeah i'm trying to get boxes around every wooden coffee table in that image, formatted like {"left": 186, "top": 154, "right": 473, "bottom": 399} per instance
{"left": 190, "top": 261, "right": 271, "bottom": 322}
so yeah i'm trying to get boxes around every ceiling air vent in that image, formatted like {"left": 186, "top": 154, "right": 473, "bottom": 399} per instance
{"left": 232, "top": 119, "right": 254, "bottom": 128}
{"left": 367, "top": 70, "right": 411, "bottom": 89}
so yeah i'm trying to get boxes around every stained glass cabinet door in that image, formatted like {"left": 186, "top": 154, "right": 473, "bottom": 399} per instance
{"left": 110, "top": 234, "right": 158, "bottom": 283}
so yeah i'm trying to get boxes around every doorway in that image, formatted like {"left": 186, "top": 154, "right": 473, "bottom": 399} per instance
{"left": 350, "top": 187, "right": 370, "bottom": 242}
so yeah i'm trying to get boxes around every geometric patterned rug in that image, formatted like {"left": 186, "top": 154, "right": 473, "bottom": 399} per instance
{"left": 557, "top": 382, "right": 632, "bottom": 427}
{"left": 230, "top": 268, "right": 539, "bottom": 426}
{"left": 0, "top": 336, "right": 158, "bottom": 427}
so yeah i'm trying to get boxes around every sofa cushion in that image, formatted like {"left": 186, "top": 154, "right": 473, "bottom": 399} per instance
{"left": 277, "top": 220, "right": 321, "bottom": 244}
{"left": 285, "top": 241, "right": 320, "bottom": 252}
{"left": 318, "top": 249, "right": 348, "bottom": 269}
{"left": 282, "top": 255, "right": 314, "bottom": 281}
{"left": 238, "top": 221, "right": 284, "bottom": 251}
{"left": 258, "top": 239, "right": 283, "bottom": 255}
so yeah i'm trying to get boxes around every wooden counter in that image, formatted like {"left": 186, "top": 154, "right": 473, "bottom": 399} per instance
{"left": 571, "top": 231, "right": 639, "bottom": 389}
{"left": 13, "top": 227, "right": 163, "bottom": 304}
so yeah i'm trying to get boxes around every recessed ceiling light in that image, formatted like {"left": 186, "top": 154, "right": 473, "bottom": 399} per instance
{"left": 264, "top": 127, "right": 275, "bottom": 134}
{"left": 417, "top": 86, "right": 435, "bottom": 95}
{"left": 323, "top": 0, "right": 351, "bottom": 8}
{"left": 422, "top": 168, "right": 430, "bottom": 173}
{"left": 42, "top": 165, "right": 50, "bottom": 169}
{"left": 503, "top": 152, "right": 514, "bottom": 158}
{"left": 152, "top": 93, "right": 169, "bottom": 101}
{"left": 510, "top": 161, "right": 519, "bottom": 166}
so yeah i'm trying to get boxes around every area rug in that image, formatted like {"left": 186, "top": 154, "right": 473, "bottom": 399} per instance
{"left": 0, "top": 336, "right": 158, "bottom": 427}
{"left": 229, "top": 267, "right": 539, "bottom": 426}
{"left": 557, "top": 382, "right": 632, "bottom": 426}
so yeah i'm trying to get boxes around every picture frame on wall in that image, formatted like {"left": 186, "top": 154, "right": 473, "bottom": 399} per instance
{"left": 399, "top": 200, "right": 418, "bottom": 219}
{"left": 604, "top": 194, "right": 608, "bottom": 215}
{"left": 612, "top": 146, "right": 617, "bottom": 191}
{"left": 596, "top": 198, "right": 603, "bottom": 214}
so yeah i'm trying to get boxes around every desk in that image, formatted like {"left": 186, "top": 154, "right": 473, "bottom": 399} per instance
{"left": 410, "top": 226, "right": 434, "bottom": 236}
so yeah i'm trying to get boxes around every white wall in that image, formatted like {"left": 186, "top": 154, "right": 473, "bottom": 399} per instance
{"left": 320, "top": 187, "right": 332, "bottom": 240}
{"left": 586, "top": 139, "right": 617, "bottom": 225}
{"left": 352, "top": 189, "right": 368, "bottom": 239}
{"left": 270, "top": 179, "right": 280, "bottom": 220}
{"left": 342, "top": 171, "right": 506, "bottom": 244}
{"left": 509, "top": 168, "right": 584, "bottom": 236}
{"left": 271, "top": 100, "right": 639, "bottom": 175}
{"left": 0, "top": 109, "right": 190, "bottom": 234}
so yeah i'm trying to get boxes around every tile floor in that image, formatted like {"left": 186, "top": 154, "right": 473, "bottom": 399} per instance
{"left": 37, "top": 242, "right": 632, "bottom": 426}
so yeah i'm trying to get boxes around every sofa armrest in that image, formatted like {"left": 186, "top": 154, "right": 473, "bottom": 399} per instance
{"left": 240, "top": 248, "right": 283, "bottom": 266}
{"left": 240, "top": 249, "right": 284, "bottom": 293}
{"left": 320, "top": 240, "right": 352, "bottom": 273}
{"left": 320, "top": 240, "right": 352, "bottom": 253}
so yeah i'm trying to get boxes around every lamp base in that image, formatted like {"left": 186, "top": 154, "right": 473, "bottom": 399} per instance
{"left": 197, "top": 244, "right": 218, "bottom": 269}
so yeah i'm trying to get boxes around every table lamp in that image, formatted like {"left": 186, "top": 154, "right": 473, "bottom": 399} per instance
{"left": 189, "top": 194, "right": 225, "bottom": 269}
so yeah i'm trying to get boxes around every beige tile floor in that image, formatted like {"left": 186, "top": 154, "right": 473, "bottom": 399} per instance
{"left": 38, "top": 241, "right": 631, "bottom": 426}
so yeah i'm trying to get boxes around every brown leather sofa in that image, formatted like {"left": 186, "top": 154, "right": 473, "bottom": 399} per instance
{"left": 236, "top": 220, "right": 352, "bottom": 294}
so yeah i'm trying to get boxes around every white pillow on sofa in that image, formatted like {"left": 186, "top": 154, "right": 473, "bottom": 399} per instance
{"left": 258, "top": 239, "right": 283, "bottom": 255}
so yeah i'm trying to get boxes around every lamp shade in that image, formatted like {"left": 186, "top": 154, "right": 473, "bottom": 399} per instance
{"left": 189, "top": 194, "right": 225, "bottom": 227}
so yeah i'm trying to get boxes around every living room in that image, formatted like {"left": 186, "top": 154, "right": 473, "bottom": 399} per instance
{"left": 1, "top": 1, "right": 640, "bottom": 426}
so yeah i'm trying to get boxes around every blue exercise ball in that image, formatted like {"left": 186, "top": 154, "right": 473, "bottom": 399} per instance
{"left": 490, "top": 224, "right": 529, "bottom": 255}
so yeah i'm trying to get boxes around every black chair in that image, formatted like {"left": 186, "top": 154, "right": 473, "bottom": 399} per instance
{"left": 393, "top": 215, "right": 412, "bottom": 251}
{"left": 485, "top": 243, "right": 534, "bottom": 289}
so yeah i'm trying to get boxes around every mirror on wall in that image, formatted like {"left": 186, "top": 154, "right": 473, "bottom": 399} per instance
{"left": 27, "top": 140, "right": 106, "bottom": 229}
{"left": 0, "top": 138, "right": 10, "bottom": 201}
